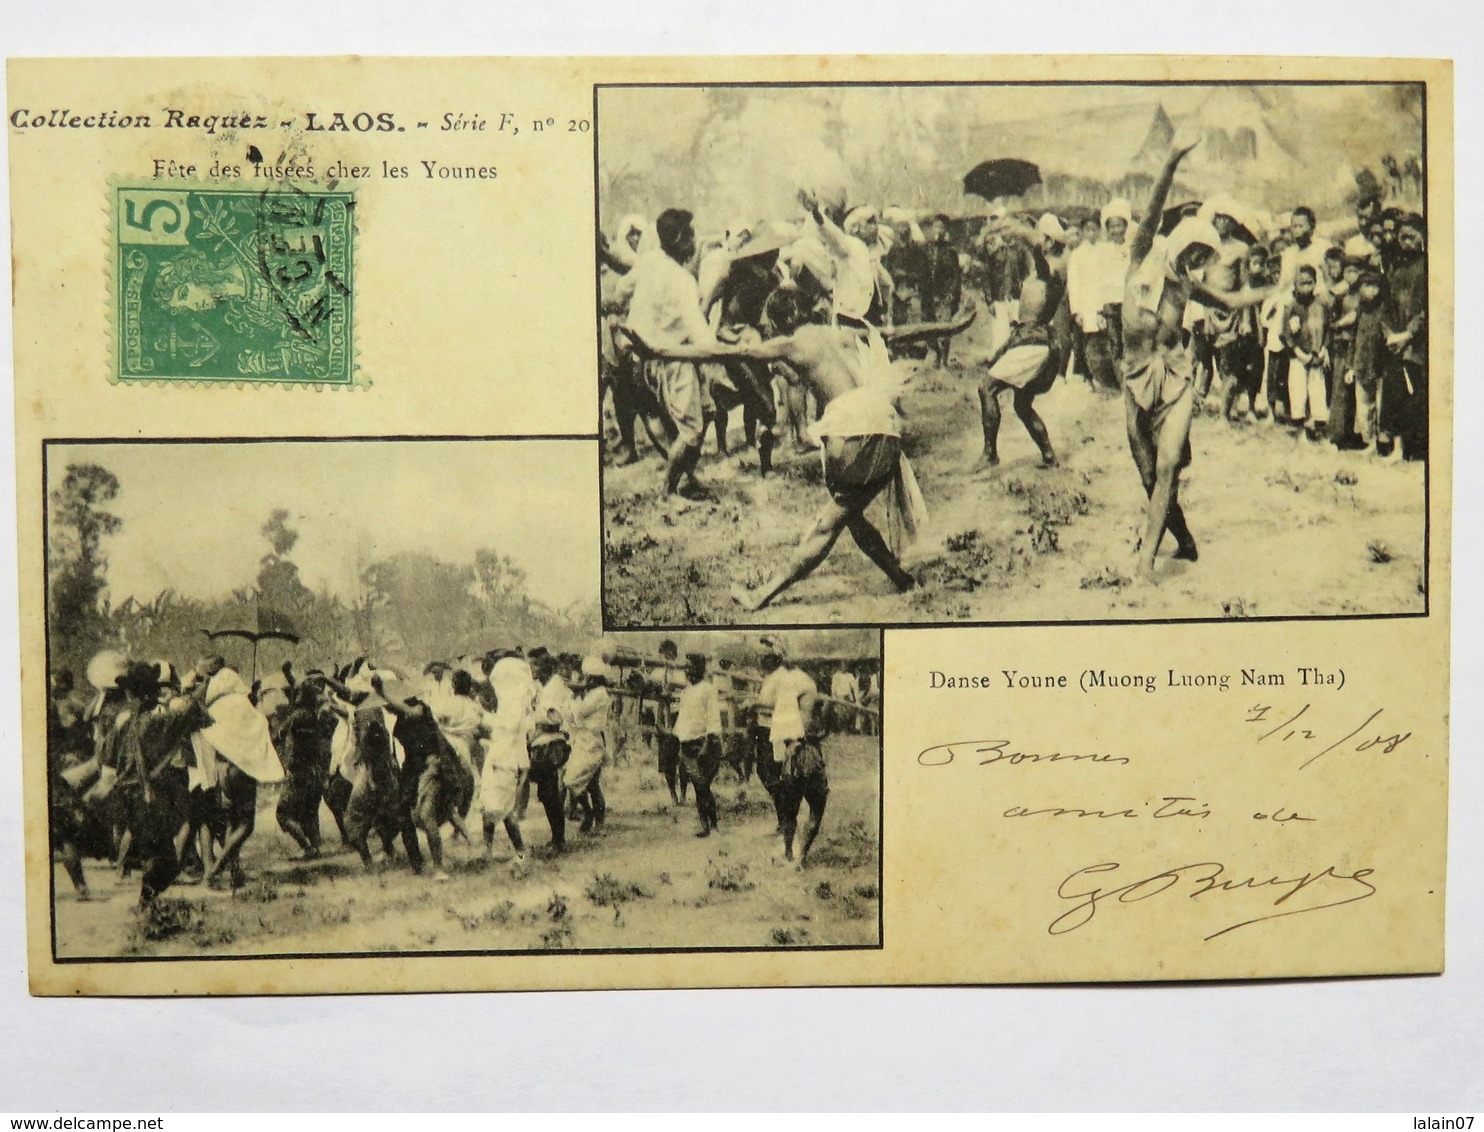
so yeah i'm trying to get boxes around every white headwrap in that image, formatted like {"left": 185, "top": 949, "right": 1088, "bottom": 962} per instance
{"left": 490, "top": 656, "right": 537, "bottom": 723}
{"left": 1128, "top": 217, "right": 1222, "bottom": 314}
{"left": 1036, "top": 213, "right": 1068, "bottom": 243}
{"left": 1344, "top": 234, "right": 1381, "bottom": 264}
{"left": 1198, "top": 195, "right": 1244, "bottom": 229}
{"left": 1100, "top": 198, "right": 1133, "bottom": 227}
{"left": 1165, "top": 217, "right": 1223, "bottom": 276}
{"left": 483, "top": 655, "right": 537, "bottom": 774}
{"left": 581, "top": 655, "right": 616, "bottom": 681}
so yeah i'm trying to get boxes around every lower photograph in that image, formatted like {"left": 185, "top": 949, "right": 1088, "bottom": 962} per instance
{"left": 42, "top": 436, "right": 882, "bottom": 960}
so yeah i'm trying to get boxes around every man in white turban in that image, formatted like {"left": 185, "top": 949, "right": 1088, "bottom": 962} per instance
{"left": 1067, "top": 199, "right": 1133, "bottom": 390}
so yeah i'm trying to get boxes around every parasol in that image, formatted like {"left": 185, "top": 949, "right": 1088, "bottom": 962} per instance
{"left": 202, "top": 603, "right": 301, "bottom": 684}
{"left": 963, "top": 158, "right": 1042, "bottom": 203}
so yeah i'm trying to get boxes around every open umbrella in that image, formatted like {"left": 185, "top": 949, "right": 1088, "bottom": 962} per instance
{"left": 963, "top": 158, "right": 1041, "bottom": 203}
{"left": 202, "top": 603, "right": 300, "bottom": 684}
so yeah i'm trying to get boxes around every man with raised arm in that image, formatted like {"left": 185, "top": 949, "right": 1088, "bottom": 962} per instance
{"left": 1121, "top": 133, "right": 1274, "bottom": 579}
{"left": 626, "top": 288, "right": 976, "bottom": 611}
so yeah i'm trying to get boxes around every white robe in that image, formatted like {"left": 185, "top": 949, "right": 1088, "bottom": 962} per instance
{"left": 199, "top": 668, "right": 285, "bottom": 784}
{"left": 480, "top": 657, "right": 534, "bottom": 820}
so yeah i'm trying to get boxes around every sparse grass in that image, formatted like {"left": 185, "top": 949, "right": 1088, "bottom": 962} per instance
{"left": 945, "top": 529, "right": 982, "bottom": 554}
{"left": 131, "top": 898, "right": 205, "bottom": 943}
{"left": 728, "top": 789, "right": 772, "bottom": 817}
{"left": 127, "top": 898, "right": 242, "bottom": 951}
{"left": 1080, "top": 566, "right": 1130, "bottom": 590}
{"left": 234, "top": 874, "right": 280, "bottom": 904}
{"left": 584, "top": 873, "right": 650, "bottom": 925}
{"left": 770, "top": 926, "right": 812, "bottom": 946}
{"left": 706, "top": 861, "right": 755, "bottom": 893}
{"left": 1222, "top": 597, "right": 1255, "bottom": 619}
{"left": 807, "top": 820, "right": 878, "bottom": 870}
{"left": 1024, "top": 485, "right": 1091, "bottom": 528}
{"left": 1367, "top": 539, "right": 1394, "bottom": 564}
{"left": 536, "top": 891, "right": 575, "bottom": 949}
{"left": 584, "top": 874, "right": 647, "bottom": 907}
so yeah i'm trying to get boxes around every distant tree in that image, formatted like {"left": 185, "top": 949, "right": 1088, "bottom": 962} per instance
{"left": 255, "top": 508, "right": 314, "bottom": 617}
{"left": 360, "top": 551, "right": 482, "bottom": 662}
{"left": 472, "top": 547, "right": 529, "bottom": 621}
{"left": 47, "top": 463, "right": 122, "bottom": 673}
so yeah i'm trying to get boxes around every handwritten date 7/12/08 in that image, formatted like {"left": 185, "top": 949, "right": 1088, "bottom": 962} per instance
{"left": 1245, "top": 703, "right": 1413, "bottom": 769}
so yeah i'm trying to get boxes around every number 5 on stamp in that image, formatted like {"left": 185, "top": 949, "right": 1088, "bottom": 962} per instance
{"left": 112, "top": 185, "right": 355, "bottom": 386}
{"left": 117, "top": 190, "right": 191, "bottom": 245}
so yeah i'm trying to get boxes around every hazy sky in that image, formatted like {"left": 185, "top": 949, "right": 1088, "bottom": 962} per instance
{"left": 47, "top": 440, "right": 599, "bottom": 611}
{"left": 601, "top": 82, "right": 1422, "bottom": 229}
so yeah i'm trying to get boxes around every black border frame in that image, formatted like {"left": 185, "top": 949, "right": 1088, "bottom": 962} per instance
{"left": 41, "top": 432, "right": 885, "bottom": 964}
{"left": 593, "top": 77, "right": 1432, "bottom": 634}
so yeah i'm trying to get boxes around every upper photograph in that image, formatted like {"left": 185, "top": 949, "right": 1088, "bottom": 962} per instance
{"left": 596, "top": 81, "right": 1432, "bottom": 628}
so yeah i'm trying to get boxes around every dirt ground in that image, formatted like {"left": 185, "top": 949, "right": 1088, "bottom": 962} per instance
{"left": 52, "top": 732, "right": 882, "bottom": 959}
{"left": 602, "top": 319, "right": 1428, "bottom": 626}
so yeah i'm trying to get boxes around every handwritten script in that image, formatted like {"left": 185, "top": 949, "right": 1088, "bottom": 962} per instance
{"left": 917, "top": 740, "right": 1131, "bottom": 768}
{"left": 1049, "top": 860, "right": 1378, "bottom": 941}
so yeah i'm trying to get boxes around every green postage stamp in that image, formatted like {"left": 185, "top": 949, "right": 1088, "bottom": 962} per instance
{"left": 113, "top": 185, "right": 355, "bottom": 385}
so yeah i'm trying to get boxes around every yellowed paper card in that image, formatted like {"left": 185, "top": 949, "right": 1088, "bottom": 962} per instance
{"left": 9, "top": 54, "right": 1450, "bottom": 995}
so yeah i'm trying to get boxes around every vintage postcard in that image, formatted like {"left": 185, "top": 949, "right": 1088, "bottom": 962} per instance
{"left": 9, "top": 55, "right": 1450, "bottom": 995}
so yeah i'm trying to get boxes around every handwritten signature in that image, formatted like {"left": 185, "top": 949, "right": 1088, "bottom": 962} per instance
{"left": 1049, "top": 860, "right": 1377, "bottom": 941}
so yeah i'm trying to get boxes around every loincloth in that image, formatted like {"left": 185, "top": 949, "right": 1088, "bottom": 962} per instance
{"left": 824, "top": 433, "right": 901, "bottom": 504}
{"left": 813, "top": 385, "right": 927, "bottom": 549}
{"left": 987, "top": 342, "right": 1054, "bottom": 391}
{"left": 783, "top": 739, "right": 828, "bottom": 785}
{"left": 1123, "top": 349, "right": 1195, "bottom": 415}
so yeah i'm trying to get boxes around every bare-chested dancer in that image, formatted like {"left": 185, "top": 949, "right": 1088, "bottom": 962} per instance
{"left": 1122, "top": 134, "right": 1274, "bottom": 578}
{"left": 628, "top": 290, "right": 975, "bottom": 611}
